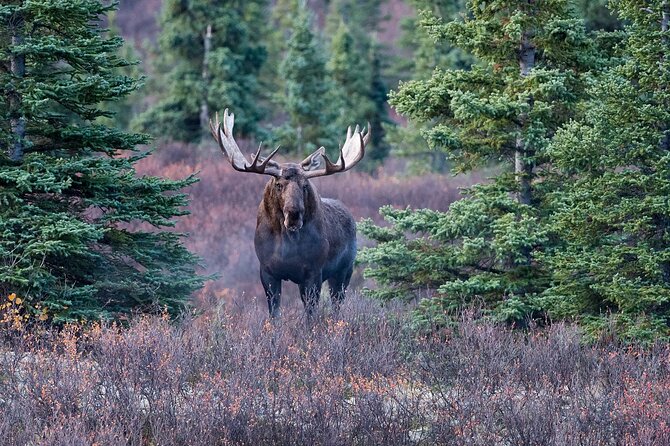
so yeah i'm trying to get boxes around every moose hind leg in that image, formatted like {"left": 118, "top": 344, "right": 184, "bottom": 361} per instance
{"left": 328, "top": 266, "right": 353, "bottom": 309}
{"left": 299, "top": 272, "right": 322, "bottom": 317}
{"left": 261, "top": 269, "right": 282, "bottom": 318}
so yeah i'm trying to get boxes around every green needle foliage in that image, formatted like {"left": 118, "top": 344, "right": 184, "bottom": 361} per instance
{"left": 360, "top": 0, "right": 597, "bottom": 327}
{"left": 99, "top": 10, "right": 144, "bottom": 132}
{"left": 388, "top": 0, "right": 474, "bottom": 174}
{"left": 577, "top": 0, "right": 621, "bottom": 31}
{"left": 544, "top": 0, "right": 670, "bottom": 341}
{"left": 328, "top": 21, "right": 374, "bottom": 130}
{"left": 272, "top": 6, "right": 339, "bottom": 156}
{"left": 397, "top": 0, "right": 473, "bottom": 82}
{"left": 0, "top": 0, "right": 204, "bottom": 322}
{"left": 135, "top": 0, "right": 268, "bottom": 143}
{"left": 328, "top": 21, "right": 391, "bottom": 171}
{"left": 326, "top": 0, "right": 393, "bottom": 170}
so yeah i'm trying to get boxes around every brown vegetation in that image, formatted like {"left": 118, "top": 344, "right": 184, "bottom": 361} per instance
{"left": 1, "top": 296, "right": 669, "bottom": 445}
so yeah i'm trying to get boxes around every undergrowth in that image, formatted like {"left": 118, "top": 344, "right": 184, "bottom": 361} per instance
{"left": 1, "top": 295, "right": 668, "bottom": 445}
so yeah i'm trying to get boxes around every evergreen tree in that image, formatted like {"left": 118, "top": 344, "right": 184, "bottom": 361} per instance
{"left": 99, "top": 10, "right": 144, "bottom": 131}
{"left": 272, "top": 0, "right": 301, "bottom": 32}
{"left": 0, "top": 0, "right": 203, "bottom": 321}
{"left": 328, "top": 21, "right": 374, "bottom": 128}
{"left": 397, "top": 0, "right": 472, "bottom": 79}
{"left": 273, "top": 6, "right": 339, "bottom": 156}
{"left": 544, "top": 0, "right": 670, "bottom": 341}
{"left": 360, "top": 0, "right": 596, "bottom": 325}
{"left": 262, "top": 0, "right": 299, "bottom": 119}
{"left": 135, "top": 0, "right": 268, "bottom": 143}
{"left": 326, "top": 0, "right": 393, "bottom": 169}
{"left": 578, "top": 0, "right": 621, "bottom": 31}
{"left": 328, "top": 21, "right": 391, "bottom": 170}
{"left": 366, "top": 40, "right": 392, "bottom": 169}
{"left": 325, "top": 0, "right": 385, "bottom": 39}
{"left": 389, "top": 0, "right": 474, "bottom": 174}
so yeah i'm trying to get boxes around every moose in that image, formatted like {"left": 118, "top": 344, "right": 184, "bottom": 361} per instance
{"left": 210, "top": 109, "right": 370, "bottom": 317}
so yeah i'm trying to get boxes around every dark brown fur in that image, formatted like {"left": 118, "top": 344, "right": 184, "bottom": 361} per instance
{"left": 253, "top": 164, "right": 357, "bottom": 317}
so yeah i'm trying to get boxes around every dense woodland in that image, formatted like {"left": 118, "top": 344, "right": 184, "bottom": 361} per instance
{"left": 2, "top": 0, "right": 670, "bottom": 443}
{"left": 2, "top": 0, "right": 667, "bottom": 342}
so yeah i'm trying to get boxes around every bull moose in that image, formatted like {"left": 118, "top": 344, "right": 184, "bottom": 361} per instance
{"left": 209, "top": 109, "right": 370, "bottom": 317}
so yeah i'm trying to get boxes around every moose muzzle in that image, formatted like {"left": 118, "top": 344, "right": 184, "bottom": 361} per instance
{"left": 284, "top": 209, "right": 303, "bottom": 232}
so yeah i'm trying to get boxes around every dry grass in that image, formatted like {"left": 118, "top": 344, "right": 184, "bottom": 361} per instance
{"left": 1, "top": 295, "right": 669, "bottom": 445}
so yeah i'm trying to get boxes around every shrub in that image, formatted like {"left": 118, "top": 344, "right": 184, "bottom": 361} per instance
{"left": 1, "top": 295, "right": 669, "bottom": 445}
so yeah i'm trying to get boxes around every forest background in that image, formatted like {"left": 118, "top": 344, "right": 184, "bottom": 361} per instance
{"left": 2, "top": 0, "right": 669, "bottom": 343}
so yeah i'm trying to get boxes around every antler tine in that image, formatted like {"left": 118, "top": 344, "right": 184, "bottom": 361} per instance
{"left": 303, "top": 125, "right": 368, "bottom": 178}
{"left": 254, "top": 145, "right": 281, "bottom": 172}
{"left": 209, "top": 109, "right": 281, "bottom": 176}
{"left": 250, "top": 142, "right": 264, "bottom": 167}
{"left": 262, "top": 146, "right": 281, "bottom": 167}
{"left": 223, "top": 108, "right": 234, "bottom": 138}
{"left": 364, "top": 122, "right": 371, "bottom": 145}
{"left": 322, "top": 152, "right": 345, "bottom": 174}
{"left": 208, "top": 111, "right": 219, "bottom": 139}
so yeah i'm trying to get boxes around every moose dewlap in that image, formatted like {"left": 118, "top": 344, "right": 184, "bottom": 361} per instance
{"left": 210, "top": 109, "right": 370, "bottom": 317}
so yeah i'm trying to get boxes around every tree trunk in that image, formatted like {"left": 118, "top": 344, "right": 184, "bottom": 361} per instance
{"left": 9, "top": 12, "right": 26, "bottom": 162}
{"left": 659, "top": 2, "right": 669, "bottom": 152}
{"left": 516, "top": 31, "right": 535, "bottom": 206}
{"left": 659, "top": 3, "right": 670, "bottom": 283}
{"left": 515, "top": 17, "right": 536, "bottom": 267}
{"left": 661, "top": 3, "right": 670, "bottom": 152}
{"left": 199, "top": 24, "right": 212, "bottom": 138}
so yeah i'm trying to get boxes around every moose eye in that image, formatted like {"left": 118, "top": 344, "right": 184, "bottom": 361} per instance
{"left": 275, "top": 182, "right": 283, "bottom": 191}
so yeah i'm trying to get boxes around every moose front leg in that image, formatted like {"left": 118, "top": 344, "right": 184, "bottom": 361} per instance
{"left": 299, "top": 272, "right": 322, "bottom": 317}
{"left": 261, "top": 269, "right": 282, "bottom": 318}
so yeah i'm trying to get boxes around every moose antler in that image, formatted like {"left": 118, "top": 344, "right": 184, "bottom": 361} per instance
{"left": 209, "top": 109, "right": 281, "bottom": 177}
{"left": 301, "top": 124, "right": 370, "bottom": 178}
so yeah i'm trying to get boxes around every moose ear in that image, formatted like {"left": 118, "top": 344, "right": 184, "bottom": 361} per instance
{"left": 300, "top": 147, "right": 325, "bottom": 171}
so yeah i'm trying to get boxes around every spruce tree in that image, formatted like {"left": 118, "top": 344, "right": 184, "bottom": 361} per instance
{"left": 544, "top": 0, "right": 670, "bottom": 341}
{"left": 99, "top": 10, "right": 144, "bottom": 131}
{"left": 327, "top": 21, "right": 391, "bottom": 170}
{"left": 262, "top": 0, "right": 299, "bottom": 120}
{"left": 271, "top": 0, "right": 301, "bottom": 31}
{"left": 389, "top": 0, "right": 474, "bottom": 173}
{"left": 135, "top": 0, "right": 268, "bottom": 143}
{"left": 360, "top": 0, "right": 595, "bottom": 325}
{"left": 272, "top": 6, "right": 339, "bottom": 156}
{"left": 325, "top": 0, "right": 384, "bottom": 34}
{"left": 397, "top": 0, "right": 472, "bottom": 79}
{"left": 366, "top": 40, "right": 392, "bottom": 169}
{"left": 0, "top": 0, "right": 203, "bottom": 321}
{"left": 325, "top": 0, "right": 392, "bottom": 169}
{"left": 328, "top": 21, "right": 373, "bottom": 130}
{"left": 578, "top": 0, "right": 621, "bottom": 31}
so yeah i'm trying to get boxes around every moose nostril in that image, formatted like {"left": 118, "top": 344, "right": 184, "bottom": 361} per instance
{"left": 286, "top": 209, "right": 302, "bottom": 220}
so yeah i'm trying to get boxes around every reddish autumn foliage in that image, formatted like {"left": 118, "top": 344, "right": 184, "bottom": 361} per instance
{"left": 1, "top": 297, "right": 669, "bottom": 445}
{"left": 134, "top": 141, "right": 478, "bottom": 304}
